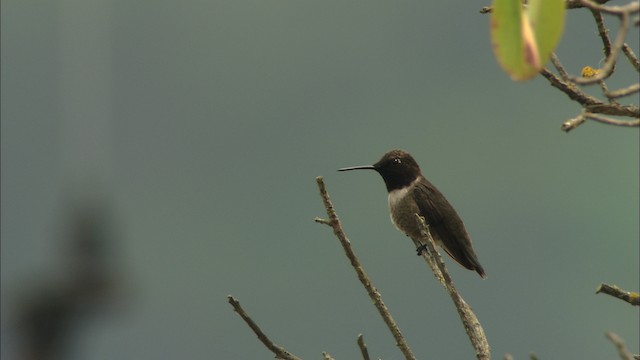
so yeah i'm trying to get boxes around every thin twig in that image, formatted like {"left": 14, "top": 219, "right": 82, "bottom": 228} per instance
{"left": 576, "top": 0, "right": 639, "bottom": 15}
{"left": 584, "top": 112, "right": 640, "bottom": 127}
{"left": 590, "top": 9, "right": 613, "bottom": 59}
{"left": 562, "top": 111, "right": 640, "bottom": 131}
{"left": 596, "top": 283, "right": 640, "bottom": 305}
{"left": 549, "top": 53, "right": 570, "bottom": 81}
{"left": 357, "top": 334, "right": 371, "bottom": 360}
{"left": 315, "top": 176, "right": 417, "bottom": 360}
{"left": 227, "top": 296, "right": 302, "bottom": 360}
{"left": 605, "top": 332, "right": 634, "bottom": 360}
{"left": 414, "top": 215, "right": 491, "bottom": 360}
{"left": 621, "top": 44, "right": 640, "bottom": 71}
{"left": 598, "top": 79, "right": 619, "bottom": 105}
{"left": 606, "top": 83, "right": 640, "bottom": 99}
{"left": 314, "top": 217, "right": 332, "bottom": 226}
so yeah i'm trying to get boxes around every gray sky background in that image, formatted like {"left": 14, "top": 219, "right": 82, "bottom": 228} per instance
{"left": 2, "top": 1, "right": 638, "bottom": 359}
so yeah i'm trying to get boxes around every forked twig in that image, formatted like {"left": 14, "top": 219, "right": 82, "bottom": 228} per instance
{"left": 315, "top": 176, "right": 417, "bottom": 360}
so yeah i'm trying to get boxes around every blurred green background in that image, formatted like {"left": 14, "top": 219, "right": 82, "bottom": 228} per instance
{"left": 2, "top": 0, "right": 638, "bottom": 359}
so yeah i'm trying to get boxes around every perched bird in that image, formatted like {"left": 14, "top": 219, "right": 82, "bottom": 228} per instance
{"left": 339, "top": 149, "right": 486, "bottom": 278}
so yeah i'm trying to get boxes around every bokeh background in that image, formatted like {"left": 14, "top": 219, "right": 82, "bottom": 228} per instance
{"left": 2, "top": 1, "right": 638, "bottom": 359}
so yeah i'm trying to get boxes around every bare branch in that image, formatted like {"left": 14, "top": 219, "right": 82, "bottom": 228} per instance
{"left": 414, "top": 215, "right": 491, "bottom": 360}
{"left": 576, "top": 0, "right": 639, "bottom": 15}
{"left": 566, "top": 0, "right": 612, "bottom": 9}
{"left": 597, "top": 79, "right": 619, "bottom": 105}
{"left": 584, "top": 104, "right": 639, "bottom": 117}
{"left": 540, "top": 69, "right": 637, "bottom": 116}
{"left": 570, "top": 1, "right": 639, "bottom": 84}
{"left": 590, "top": 9, "right": 613, "bottom": 59}
{"left": 584, "top": 112, "right": 640, "bottom": 127}
{"left": 596, "top": 283, "right": 640, "bottom": 305}
{"left": 227, "top": 296, "right": 302, "bottom": 360}
{"left": 584, "top": 9, "right": 618, "bottom": 103}
{"left": 549, "top": 53, "right": 570, "bottom": 81}
{"left": 484, "top": 0, "right": 639, "bottom": 127}
{"left": 479, "top": 0, "right": 613, "bottom": 13}
{"left": 562, "top": 111, "right": 640, "bottom": 131}
{"left": 545, "top": 8, "right": 640, "bottom": 121}
{"left": 357, "top": 334, "right": 371, "bottom": 360}
{"left": 605, "top": 332, "right": 635, "bottom": 360}
{"left": 315, "top": 176, "right": 417, "bottom": 360}
{"left": 561, "top": 112, "right": 588, "bottom": 132}
{"left": 621, "top": 44, "right": 640, "bottom": 71}
{"left": 540, "top": 61, "right": 639, "bottom": 121}
{"left": 539, "top": 68, "right": 599, "bottom": 106}
{"left": 606, "top": 83, "right": 640, "bottom": 99}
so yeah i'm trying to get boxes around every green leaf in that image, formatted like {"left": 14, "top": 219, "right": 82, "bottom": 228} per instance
{"left": 490, "top": 0, "right": 565, "bottom": 81}
{"left": 528, "top": 0, "right": 566, "bottom": 68}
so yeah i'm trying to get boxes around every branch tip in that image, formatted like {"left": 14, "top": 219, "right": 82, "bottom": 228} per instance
{"left": 596, "top": 283, "right": 640, "bottom": 306}
{"left": 357, "top": 334, "right": 371, "bottom": 360}
{"left": 606, "top": 331, "right": 635, "bottom": 360}
{"left": 314, "top": 217, "right": 332, "bottom": 226}
{"left": 227, "top": 295, "right": 302, "bottom": 360}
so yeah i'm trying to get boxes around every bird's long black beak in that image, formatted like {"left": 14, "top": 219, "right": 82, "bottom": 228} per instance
{"left": 338, "top": 165, "right": 376, "bottom": 172}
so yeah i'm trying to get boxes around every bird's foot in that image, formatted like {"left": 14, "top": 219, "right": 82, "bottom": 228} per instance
{"left": 415, "top": 244, "right": 428, "bottom": 256}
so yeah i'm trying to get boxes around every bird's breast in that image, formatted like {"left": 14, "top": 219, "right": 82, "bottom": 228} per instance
{"left": 387, "top": 186, "right": 411, "bottom": 212}
{"left": 387, "top": 184, "right": 421, "bottom": 238}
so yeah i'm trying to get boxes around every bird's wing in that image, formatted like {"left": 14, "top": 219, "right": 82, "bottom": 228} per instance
{"left": 412, "top": 178, "right": 481, "bottom": 273}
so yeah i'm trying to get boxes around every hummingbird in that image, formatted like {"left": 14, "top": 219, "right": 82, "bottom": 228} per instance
{"left": 338, "top": 149, "right": 486, "bottom": 278}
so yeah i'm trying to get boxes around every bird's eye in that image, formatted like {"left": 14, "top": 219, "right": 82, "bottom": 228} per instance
{"left": 393, "top": 158, "right": 401, "bottom": 164}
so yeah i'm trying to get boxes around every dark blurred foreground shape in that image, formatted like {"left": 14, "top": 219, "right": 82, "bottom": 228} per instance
{"left": 15, "top": 193, "right": 122, "bottom": 360}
